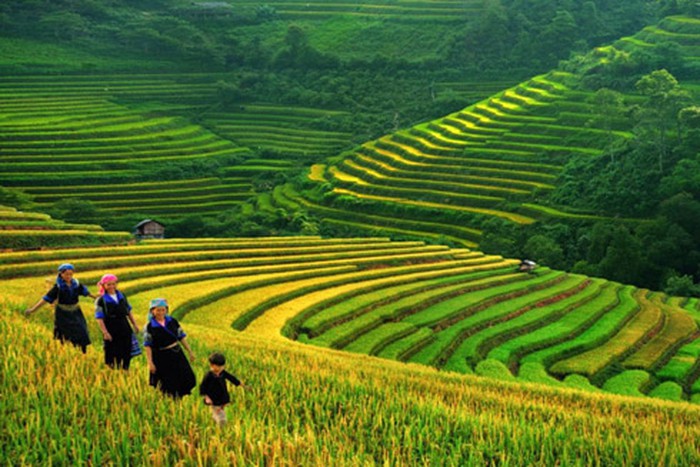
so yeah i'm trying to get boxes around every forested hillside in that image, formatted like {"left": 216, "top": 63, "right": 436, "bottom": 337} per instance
{"left": 2, "top": 3, "right": 700, "bottom": 463}
{"left": 1, "top": 0, "right": 699, "bottom": 294}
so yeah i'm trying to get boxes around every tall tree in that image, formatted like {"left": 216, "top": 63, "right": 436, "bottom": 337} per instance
{"left": 634, "top": 69, "right": 691, "bottom": 172}
{"left": 538, "top": 9, "right": 578, "bottom": 62}
{"left": 588, "top": 88, "right": 626, "bottom": 150}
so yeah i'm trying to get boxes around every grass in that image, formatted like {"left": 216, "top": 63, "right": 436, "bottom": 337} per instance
{"left": 2, "top": 235, "right": 700, "bottom": 467}
{"left": 648, "top": 381, "right": 686, "bottom": 402}
{"left": 443, "top": 276, "right": 594, "bottom": 370}
{"left": 486, "top": 280, "right": 613, "bottom": 365}
{"left": 521, "top": 286, "right": 639, "bottom": 366}
{"left": 656, "top": 337, "right": 700, "bottom": 383}
{"left": 0, "top": 205, "right": 132, "bottom": 250}
{"left": 309, "top": 268, "right": 527, "bottom": 349}
{"left": 623, "top": 303, "right": 698, "bottom": 371}
{"left": 4, "top": 310, "right": 700, "bottom": 464}
{"left": 550, "top": 290, "right": 662, "bottom": 377}
{"left": 602, "top": 370, "right": 651, "bottom": 398}
{"left": 298, "top": 263, "right": 509, "bottom": 337}
{"left": 331, "top": 187, "right": 536, "bottom": 224}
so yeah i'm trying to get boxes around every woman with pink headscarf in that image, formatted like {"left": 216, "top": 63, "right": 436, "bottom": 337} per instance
{"left": 94, "top": 274, "right": 139, "bottom": 370}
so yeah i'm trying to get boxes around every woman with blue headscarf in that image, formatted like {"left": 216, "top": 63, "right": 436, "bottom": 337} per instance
{"left": 25, "top": 263, "right": 96, "bottom": 353}
{"left": 144, "top": 298, "right": 196, "bottom": 398}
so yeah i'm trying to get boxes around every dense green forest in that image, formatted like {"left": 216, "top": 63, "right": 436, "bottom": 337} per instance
{"left": 1, "top": 0, "right": 700, "bottom": 295}
{"left": 0, "top": 0, "right": 667, "bottom": 72}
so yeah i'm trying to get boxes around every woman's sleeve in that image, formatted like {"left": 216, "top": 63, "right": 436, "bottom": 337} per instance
{"left": 94, "top": 297, "right": 105, "bottom": 319}
{"left": 143, "top": 325, "right": 153, "bottom": 347}
{"left": 175, "top": 319, "right": 187, "bottom": 340}
{"left": 124, "top": 294, "right": 133, "bottom": 312}
{"left": 80, "top": 284, "right": 90, "bottom": 297}
{"left": 42, "top": 284, "right": 58, "bottom": 303}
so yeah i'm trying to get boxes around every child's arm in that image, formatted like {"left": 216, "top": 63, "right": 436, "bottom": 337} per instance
{"left": 81, "top": 283, "right": 98, "bottom": 300}
{"left": 225, "top": 371, "right": 245, "bottom": 389}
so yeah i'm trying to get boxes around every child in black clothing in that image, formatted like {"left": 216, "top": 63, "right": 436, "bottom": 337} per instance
{"left": 199, "top": 352, "right": 245, "bottom": 426}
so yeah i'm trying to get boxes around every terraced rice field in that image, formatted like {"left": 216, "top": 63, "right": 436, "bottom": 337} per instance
{"left": 0, "top": 74, "right": 353, "bottom": 218}
{"left": 280, "top": 70, "right": 633, "bottom": 242}
{"left": 4, "top": 307, "right": 699, "bottom": 465}
{"left": 278, "top": 17, "right": 700, "bottom": 244}
{"left": 230, "top": 0, "right": 482, "bottom": 21}
{"left": 203, "top": 105, "right": 352, "bottom": 158}
{"left": 4, "top": 237, "right": 698, "bottom": 403}
{"left": 0, "top": 205, "right": 130, "bottom": 249}
{"left": 0, "top": 75, "right": 254, "bottom": 216}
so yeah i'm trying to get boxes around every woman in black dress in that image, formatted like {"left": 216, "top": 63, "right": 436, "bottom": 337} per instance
{"left": 144, "top": 298, "right": 196, "bottom": 398}
{"left": 94, "top": 273, "right": 139, "bottom": 370}
{"left": 25, "top": 263, "right": 96, "bottom": 353}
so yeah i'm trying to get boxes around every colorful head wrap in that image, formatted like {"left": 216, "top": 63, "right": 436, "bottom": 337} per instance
{"left": 148, "top": 298, "right": 169, "bottom": 321}
{"left": 58, "top": 263, "right": 75, "bottom": 273}
{"left": 97, "top": 274, "right": 118, "bottom": 295}
{"left": 55, "top": 263, "right": 79, "bottom": 290}
{"left": 149, "top": 298, "right": 168, "bottom": 310}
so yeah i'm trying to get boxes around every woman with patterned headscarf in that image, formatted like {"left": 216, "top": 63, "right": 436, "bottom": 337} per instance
{"left": 144, "top": 298, "right": 196, "bottom": 398}
{"left": 94, "top": 273, "right": 139, "bottom": 370}
{"left": 25, "top": 263, "right": 96, "bottom": 353}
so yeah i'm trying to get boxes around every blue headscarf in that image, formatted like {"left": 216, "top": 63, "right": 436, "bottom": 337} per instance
{"left": 56, "top": 263, "right": 80, "bottom": 291}
{"left": 56, "top": 263, "right": 87, "bottom": 295}
{"left": 148, "top": 298, "right": 169, "bottom": 321}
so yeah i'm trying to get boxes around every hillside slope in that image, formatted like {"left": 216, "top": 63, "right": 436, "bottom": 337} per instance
{"left": 284, "top": 14, "right": 700, "bottom": 246}
{"left": 2, "top": 305, "right": 699, "bottom": 464}
{"left": 0, "top": 204, "right": 130, "bottom": 249}
{"left": 0, "top": 3, "right": 671, "bottom": 235}
{"left": 3, "top": 238, "right": 699, "bottom": 403}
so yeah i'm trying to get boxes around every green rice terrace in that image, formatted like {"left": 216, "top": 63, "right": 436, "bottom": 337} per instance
{"left": 229, "top": 0, "right": 482, "bottom": 21}
{"left": 268, "top": 14, "right": 700, "bottom": 246}
{"left": 273, "top": 69, "right": 642, "bottom": 247}
{"left": 2, "top": 2, "right": 700, "bottom": 464}
{"left": 0, "top": 204, "right": 130, "bottom": 248}
{"left": 0, "top": 74, "right": 354, "bottom": 217}
{"left": 2, "top": 237, "right": 699, "bottom": 404}
{"left": 9, "top": 13, "right": 699, "bottom": 239}
{"left": 0, "top": 72, "right": 509, "bottom": 225}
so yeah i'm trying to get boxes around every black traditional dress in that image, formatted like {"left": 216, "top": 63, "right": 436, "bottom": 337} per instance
{"left": 144, "top": 316, "right": 196, "bottom": 398}
{"left": 95, "top": 291, "right": 133, "bottom": 369}
{"left": 43, "top": 278, "right": 91, "bottom": 351}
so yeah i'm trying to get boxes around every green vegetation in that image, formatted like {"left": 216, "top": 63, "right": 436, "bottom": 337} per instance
{"left": 3, "top": 308, "right": 700, "bottom": 464}
{"left": 0, "top": 205, "right": 130, "bottom": 249}
{"left": 2, "top": 237, "right": 699, "bottom": 405}
{"left": 3, "top": 2, "right": 700, "bottom": 463}
{"left": 1, "top": 0, "right": 698, "bottom": 297}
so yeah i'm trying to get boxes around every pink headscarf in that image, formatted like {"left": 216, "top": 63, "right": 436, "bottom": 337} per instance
{"left": 97, "top": 274, "right": 118, "bottom": 295}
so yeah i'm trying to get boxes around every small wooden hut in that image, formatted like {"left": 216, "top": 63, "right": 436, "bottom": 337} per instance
{"left": 133, "top": 219, "right": 165, "bottom": 240}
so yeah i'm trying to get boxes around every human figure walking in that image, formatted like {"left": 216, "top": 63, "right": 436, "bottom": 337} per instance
{"left": 94, "top": 274, "right": 139, "bottom": 370}
{"left": 144, "top": 298, "right": 196, "bottom": 398}
{"left": 25, "top": 263, "right": 96, "bottom": 353}
{"left": 199, "top": 352, "right": 245, "bottom": 427}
